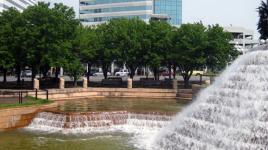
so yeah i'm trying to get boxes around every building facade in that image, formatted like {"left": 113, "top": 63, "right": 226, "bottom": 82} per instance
{"left": 224, "top": 26, "right": 259, "bottom": 53}
{"left": 79, "top": 0, "right": 182, "bottom": 26}
{"left": 0, "top": 0, "right": 36, "bottom": 12}
{"left": 154, "top": 0, "right": 182, "bottom": 25}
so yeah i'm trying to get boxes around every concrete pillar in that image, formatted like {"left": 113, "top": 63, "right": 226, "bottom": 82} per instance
{"left": 59, "top": 78, "right": 65, "bottom": 89}
{"left": 205, "top": 80, "right": 210, "bottom": 85}
{"left": 127, "top": 78, "right": 132, "bottom": 89}
{"left": 83, "top": 77, "right": 88, "bottom": 88}
{"left": 173, "top": 79, "right": 178, "bottom": 92}
{"left": 33, "top": 78, "right": 39, "bottom": 90}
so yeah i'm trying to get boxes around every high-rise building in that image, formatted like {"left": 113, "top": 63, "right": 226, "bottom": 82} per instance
{"left": 154, "top": 0, "right": 182, "bottom": 25}
{"left": 79, "top": 0, "right": 182, "bottom": 26}
{"left": 0, "top": 0, "right": 36, "bottom": 12}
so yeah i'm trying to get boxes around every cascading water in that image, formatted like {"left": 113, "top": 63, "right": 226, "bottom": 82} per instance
{"left": 27, "top": 111, "right": 172, "bottom": 133}
{"left": 154, "top": 51, "right": 268, "bottom": 150}
{"left": 26, "top": 111, "right": 173, "bottom": 149}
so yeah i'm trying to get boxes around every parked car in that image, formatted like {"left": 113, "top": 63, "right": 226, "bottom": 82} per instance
{"left": 93, "top": 71, "right": 111, "bottom": 76}
{"left": 161, "top": 71, "right": 174, "bottom": 76}
{"left": 192, "top": 70, "right": 204, "bottom": 76}
{"left": 21, "top": 70, "right": 32, "bottom": 77}
{"left": 115, "top": 69, "right": 129, "bottom": 77}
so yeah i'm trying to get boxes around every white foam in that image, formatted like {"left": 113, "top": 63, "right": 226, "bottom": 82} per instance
{"left": 25, "top": 111, "right": 172, "bottom": 149}
{"left": 153, "top": 51, "right": 268, "bottom": 150}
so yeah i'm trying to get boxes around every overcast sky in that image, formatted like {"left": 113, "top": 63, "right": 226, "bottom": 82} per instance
{"left": 45, "top": 0, "right": 263, "bottom": 38}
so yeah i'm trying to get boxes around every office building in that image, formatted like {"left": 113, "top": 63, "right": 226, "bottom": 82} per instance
{"left": 79, "top": 0, "right": 182, "bottom": 26}
{"left": 0, "top": 0, "right": 36, "bottom": 12}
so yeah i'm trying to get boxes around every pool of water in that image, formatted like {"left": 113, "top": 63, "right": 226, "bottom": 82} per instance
{"left": 0, "top": 98, "right": 189, "bottom": 150}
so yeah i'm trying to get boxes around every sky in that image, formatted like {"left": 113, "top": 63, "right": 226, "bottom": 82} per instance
{"left": 44, "top": 0, "right": 263, "bottom": 38}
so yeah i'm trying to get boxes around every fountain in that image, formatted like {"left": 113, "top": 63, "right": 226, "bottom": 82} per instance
{"left": 154, "top": 51, "right": 268, "bottom": 150}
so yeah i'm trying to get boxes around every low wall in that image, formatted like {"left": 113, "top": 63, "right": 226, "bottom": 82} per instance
{"left": 0, "top": 103, "right": 57, "bottom": 131}
{"left": 29, "top": 88, "right": 179, "bottom": 100}
{"left": 192, "top": 84, "right": 208, "bottom": 99}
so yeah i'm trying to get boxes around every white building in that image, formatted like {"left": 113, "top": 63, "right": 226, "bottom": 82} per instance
{"left": 224, "top": 26, "right": 259, "bottom": 53}
{"left": 0, "top": 0, "right": 36, "bottom": 12}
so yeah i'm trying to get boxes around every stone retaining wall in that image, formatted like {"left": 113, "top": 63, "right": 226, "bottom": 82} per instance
{"left": 0, "top": 103, "right": 57, "bottom": 131}
{"left": 28, "top": 88, "right": 180, "bottom": 100}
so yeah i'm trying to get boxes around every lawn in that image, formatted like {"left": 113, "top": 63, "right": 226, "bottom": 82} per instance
{"left": 0, "top": 96, "right": 52, "bottom": 109}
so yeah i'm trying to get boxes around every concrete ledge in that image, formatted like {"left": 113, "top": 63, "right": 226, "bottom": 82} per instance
{"left": 0, "top": 103, "right": 57, "bottom": 131}
{"left": 28, "top": 88, "right": 180, "bottom": 100}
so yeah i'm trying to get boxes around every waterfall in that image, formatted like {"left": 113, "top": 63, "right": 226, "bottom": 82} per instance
{"left": 154, "top": 51, "right": 268, "bottom": 150}
{"left": 26, "top": 111, "right": 172, "bottom": 134}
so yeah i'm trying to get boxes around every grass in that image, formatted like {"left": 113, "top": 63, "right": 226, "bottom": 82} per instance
{"left": 0, "top": 96, "right": 53, "bottom": 109}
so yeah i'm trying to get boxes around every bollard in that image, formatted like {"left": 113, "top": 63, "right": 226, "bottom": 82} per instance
{"left": 59, "top": 78, "right": 65, "bottom": 89}
{"left": 33, "top": 78, "right": 39, "bottom": 90}
{"left": 83, "top": 77, "right": 88, "bottom": 88}
{"left": 205, "top": 80, "right": 210, "bottom": 85}
{"left": 35, "top": 89, "right": 38, "bottom": 100}
{"left": 127, "top": 78, "right": 133, "bottom": 89}
{"left": 173, "top": 79, "right": 178, "bottom": 92}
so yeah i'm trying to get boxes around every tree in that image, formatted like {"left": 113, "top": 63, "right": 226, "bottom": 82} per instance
{"left": 0, "top": 8, "right": 27, "bottom": 84}
{"left": 145, "top": 20, "right": 172, "bottom": 80}
{"left": 113, "top": 18, "right": 150, "bottom": 79}
{"left": 65, "top": 57, "right": 84, "bottom": 87}
{"left": 172, "top": 23, "right": 208, "bottom": 88}
{"left": 206, "top": 24, "right": 238, "bottom": 72}
{"left": 73, "top": 25, "right": 97, "bottom": 81}
{"left": 95, "top": 22, "right": 120, "bottom": 79}
{"left": 258, "top": 0, "right": 268, "bottom": 40}
{"left": 22, "top": 2, "right": 79, "bottom": 81}
{"left": 0, "top": 10, "right": 15, "bottom": 83}
{"left": 0, "top": 51, "right": 14, "bottom": 83}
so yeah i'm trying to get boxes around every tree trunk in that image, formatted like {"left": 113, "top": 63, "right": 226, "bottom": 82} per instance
{"left": 31, "top": 67, "right": 37, "bottom": 82}
{"left": 74, "top": 78, "right": 77, "bottom": 87}
{"left": 16, "top": 66, "right": 21, "bottom": 84}
{"left": 129, "top": 66, "right": 136, "bottom": 79}
{"left": 153, "top": 67, "right": 159, "bottom": 80}
{"left": 182, "top": 70, "right": 193, "bottom": 88}
{"left": 173, "top": 65, "right": 177, "bottom": 79}
{"left": 55, "top": 67, "right": 60, "bottom": 78}
{"left": 3, "top": 68, "right": 7, "bottom": 84}
{"left": 183, "top": 77, "right": 190, "bottom": 89}
{"left": 102, "top": 65, "right": 108, "bottom": 79}
{"left": 87, "top": 63, "right": 92, "bottom": 82}
{"left": 168, "top": 64, "right": 172, "bottom": 79}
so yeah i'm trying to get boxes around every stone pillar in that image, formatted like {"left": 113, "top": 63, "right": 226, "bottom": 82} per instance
{"left": 83, "top": 77, "right": 88, "bottom": 88}
{"left": 173, "top": 79, "right": 178, "bottom": 92}
{"left": 59, "top": 78, "right": 65, "bottom": 89}
{"left": 205, "top": 80, "right": 211, "bottom": 85}
{"left": 33, "top": 78, "right": 39, "bottom": 90}
{"left": 127, "top": 78, "right": 132, "bottom": 89}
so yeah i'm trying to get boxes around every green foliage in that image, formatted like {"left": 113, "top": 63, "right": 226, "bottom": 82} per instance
{"left": 145, "top": 20, "right": 172, "bottom": 80}
{"left": 0, "top": 7, "right": 237, "bottom": 88}
{"left": 258, "top": 0, "right": 268, "bottom": 39}
{"left": 112, "top": 18, "right": 150, "bottom": 78}
{"left": 94, "top": 21, "right": 121, "bottom": 79}
{"left": 22, "top": 2, "right": 79, "bottom": 79}
{"left": 0, "top": 8, "right": 27, "bottom": 83}
{"left": 65, "top": 58, "right": 85, "bottom": 87}
{"left": 172, "top": 23, "right": 208, "bottom": 87}
{"left": 206, "top": 24, "right": 237, "bottom": 72}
